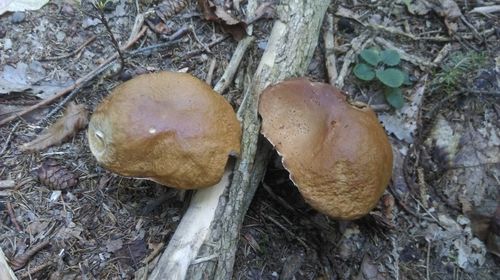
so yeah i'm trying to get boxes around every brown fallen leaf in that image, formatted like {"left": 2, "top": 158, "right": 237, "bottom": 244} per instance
{"left": 21, "top": 102, "right": 88, "bottom": 152}
{"left": 197, "top": 0, "right": 247, "bottom": 40}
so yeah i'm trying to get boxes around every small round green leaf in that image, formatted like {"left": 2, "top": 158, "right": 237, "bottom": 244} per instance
{"left": 385, "top": 88, "right": 405, "bottom": 109}
{"left": 360, "top": 49, "right": 381, "bottom": 66}
{"left": 353, "top": 63, "right": 375, "bottom": 81}
{"left": 380, "top": 50, "right": 400, "bottom": 66}
{"left": 402, "top": 72, "right": 412, "bottom": 86}
{"left": 376, "top": 68, "right": 405, "bottom": 88}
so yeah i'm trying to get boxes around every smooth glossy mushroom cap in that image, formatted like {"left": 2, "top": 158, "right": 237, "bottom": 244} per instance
{"left": 258, "top": 78, "right": 393, "bottom": 220}
{"left": 88, "top": 72, "right": 241, "bottom": 189}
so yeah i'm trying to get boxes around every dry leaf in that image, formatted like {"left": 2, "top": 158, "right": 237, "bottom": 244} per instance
{"left": 198, "top": 0, "right": 218, "bottom": 21}
{"left": 0, "top": 0, "right": 49, "bottom": 15}
{"left": 197, "top": 0, "right": 247, "bottom": 40}
{"left": 214, "top": 6, "right": 240, "bottom": 25}
{"left": 379, "top": 75, "right": 427, "bottom": 144}
{"left": 21, "top": 102, "right": 88, "bottom": 152}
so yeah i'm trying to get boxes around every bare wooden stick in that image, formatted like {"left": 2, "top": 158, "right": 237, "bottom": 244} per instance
{"left": 324, "top": 14, "right": 338, "bottom": 85}
{"left": 336, "top": 31, "right": 371, "bottom": 89}
{"left": 214, "top": 36, "right": 255, "bottom": 93}
{"left": 205, "top": 58, "right": 217, "bottom": 85}
{"left": 374, "top": 37, "right": 436, "bottom": 69}
{"left": 0, "top": 247, "right": 17, "bottom": 280}
{"left": 149, "top": 1, "right": 329, "bottom": 279}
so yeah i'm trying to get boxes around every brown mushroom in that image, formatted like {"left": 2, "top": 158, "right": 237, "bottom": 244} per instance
{"left": 87, "top": 71, "right": 241, "bottom": 189}
{"left": 258, "top": 78, "right": 393, "bottom": 220}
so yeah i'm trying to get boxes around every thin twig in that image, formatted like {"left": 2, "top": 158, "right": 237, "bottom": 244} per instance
{"left": 426, "top": 240, "right": 431, "bottom": 280}
{"left": 9, "top": 240, "right": 50, "bottom": 271}
{"left": 141, "top": 242, "right": 165, "bottom": 265}
{"left": 324, "top": 14, "right": 338, "bottom": 85}
{"left": 205, "top": 58, "right": 217, "bottom": 85}
{"left": 389, "top": 186, "right": 436, "bottom": 224}
{"left": 95, "top": 5, "right": 125, "bottom": 68}
{"left": 19, "top": 261, "right": 54, "bottom": 279}
{"left": 374, "top": 37, "right": 436, "bottom": 68}
{"left": 370, "top": 24, "right": 451, "bottom": 42}
{"left": 264, "top": 215, "right": 310, "bottom": 249}
{"left": 184, "top": 35, "right": 230, "bottom": 59}
{"left": 336, "top": 31, "right": 371, "bottom": 89}
{"left": 6, "top": 201, "right": 22, "bottom": 232}
{"left": 126, "top": 26, "right": 189, "bottom": 55}
{"left": 41, "top": 36, "right": 97, "bottom": 61}
{"left": 0, "top": 121, "right": 20, "bottom": 156}
{"left": 0, "top": 26, "right": 147, "bottom": 127}
{"left": 190, "top": 26, "right": 212, "bottom": 54}
{"left": 214, "top": 36, "right": 255, "bottom": 93}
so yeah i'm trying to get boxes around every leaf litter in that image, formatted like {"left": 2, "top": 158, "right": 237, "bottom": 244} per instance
{"left": 0, "top": 0, "right": 499, "bottom": 279}
{"left": 20, "top": 102, "right": 88, "bottom": 152}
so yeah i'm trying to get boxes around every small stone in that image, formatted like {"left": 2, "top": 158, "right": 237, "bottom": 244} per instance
{"left": 10, "top": 12, "right": 26, "bottom": 24}
{"left": 3, "top": 38, "right": 12, "bottom": 50}
{"left": 56, "top": 31, "right": 66, "bottom": 42}
{"left": 61, "top": 4, "right": 75, "bottom": 16}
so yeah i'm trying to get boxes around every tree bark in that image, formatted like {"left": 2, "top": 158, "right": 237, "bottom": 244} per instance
{"left": 149, "top": 1, "right": 329, "bottom": 279}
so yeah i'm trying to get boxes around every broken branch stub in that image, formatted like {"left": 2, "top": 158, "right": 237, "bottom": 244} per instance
{"left": 149, "top": 0, "right": 329, "bottom": 279}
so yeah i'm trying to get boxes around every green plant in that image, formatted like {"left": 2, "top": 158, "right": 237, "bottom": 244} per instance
{"left": 353, "top": 48, "right": 411, "bottom": 109}
{"left": 432, "top": 51, "right": 486, "bottom": 93}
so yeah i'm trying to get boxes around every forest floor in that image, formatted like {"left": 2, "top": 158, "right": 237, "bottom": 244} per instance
{"left": 0, "top": 0, "right": 499, "bottom": 279}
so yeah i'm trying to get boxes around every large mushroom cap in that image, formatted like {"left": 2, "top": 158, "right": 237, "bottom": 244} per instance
{"left": 88, "top": 71, "right": 241, "bottom": 189}
{"left": 259, "top": 78, "right": 393, "bottom": 220}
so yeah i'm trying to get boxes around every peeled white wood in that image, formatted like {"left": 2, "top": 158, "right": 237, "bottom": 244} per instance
{"left": 0, "top": 247, "right": 17, "bottom": 280}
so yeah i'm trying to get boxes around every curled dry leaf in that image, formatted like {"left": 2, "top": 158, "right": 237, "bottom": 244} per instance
{"left": 36, "top": 159, "right": 78, "bottom": 190}
{"left": 21, "top": 102, "right": 88, "bottom": 152}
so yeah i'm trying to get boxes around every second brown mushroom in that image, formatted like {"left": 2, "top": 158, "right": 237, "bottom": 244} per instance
{"left": 258, "top": 78, "right": 393, "bottom": 220}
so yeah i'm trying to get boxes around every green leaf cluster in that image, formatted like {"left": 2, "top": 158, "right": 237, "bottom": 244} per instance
{"left": 353, "top": 48, "right": 411, "bottom": 109}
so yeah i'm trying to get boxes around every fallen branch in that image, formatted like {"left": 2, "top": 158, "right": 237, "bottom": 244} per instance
{"left": 0, "top": 26, "right": 147, "bottom": 127}
{"left": 214, "top": 36, "right": 255, "bottom": 93}
{"left": 324, "top": 14, "right": 338, "bottom": 85}
{"left": 149, "top": 0, "right": 329, "bottom": 279}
